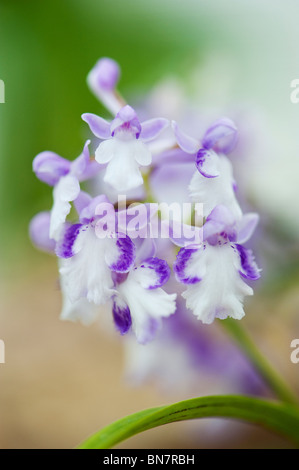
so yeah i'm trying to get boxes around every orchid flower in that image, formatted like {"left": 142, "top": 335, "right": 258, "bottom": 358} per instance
{"left": 32, "top": 140, "right": 98, "bottom": 240}
{"left": 172, "top": 118, "right": 242, "bottom": 218}
{"left": 174, "top": 205, "right": 260, "bottom": 324}
{"left": 82, "top": 105, "right": 169, "bottom": 192}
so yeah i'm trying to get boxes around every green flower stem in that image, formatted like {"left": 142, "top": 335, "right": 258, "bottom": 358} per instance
{"left": 221, "top": 318, "right": 298, "bottom": 405}
{"left": 78, "top": 395, "right": 299, "bottom": 449}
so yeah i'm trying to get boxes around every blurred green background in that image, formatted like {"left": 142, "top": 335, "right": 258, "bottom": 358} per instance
{"left": 1, "top": 0, "right": 299, "bottom": 267}
{"left": 0, "top": 0, "right": 206, "bottom": 268}
{"left": 1, "top": 0, "right": 299, "bottom": 449}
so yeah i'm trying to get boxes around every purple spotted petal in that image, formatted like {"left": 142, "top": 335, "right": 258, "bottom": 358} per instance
{"left": 29, "top": 212, "right": 56, "bottom": 253}
{"left": 235, "top": 244, "right": 261, "bottom": 280}
{"left": 202, "top": 117, "right": 238, "bottom": 154}
{"left": 33, "top": 151, "right": 70, "bottom": 186}
{"left": 106, "top": 234, "right": 136, "bottom": 272}
{"left": 174, "top": 248, "right": 201, "bottom": 284}
{"left": 236, "top": 213, "right": 259, "bottom": 244}
{"left": 88, "top": 58, "right": 120, "bottom": 91}
{"left": 139, "top": 118, "right": 169, "bottom": 142}
{"left": 195, "top": 148, "right": 219, "bottom": 178}
{"left": 81, "top": 113, "right": 111, "bottom": 139}
{"left": 55, "top": 223, "right": 83, "bottom": 258}
{"left": 137, "top": 257, "right": 171, "bottom": 289}
{"left": 110, "top": 105, "right": 141, "bottom": 138}
{"left": 112, "top": 296, "right": 132, "bottom": 335}
{"left": 171, "top": 121, "right": 199, "bottom": 154}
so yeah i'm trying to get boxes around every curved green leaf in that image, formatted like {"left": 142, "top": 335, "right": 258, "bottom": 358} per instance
{"left": 78, "top": 395, "right": 299, "bottom": 449}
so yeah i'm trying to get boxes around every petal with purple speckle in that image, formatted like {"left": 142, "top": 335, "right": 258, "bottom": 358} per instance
{"left": 112, "top": 295, "right": 132, "bottom": 335}
{"left": 105, "top": 234, "right": 136, "bottom": 272}
{"left": 56, "top": 223, "right": 84, "bottom": 259}
{"left": 174, "top": 247, "right": 202, "bottom": 284}
{"left": 235, "top": 244, "right": 261, "bottom": 280}
{"left": 134, "top": 257, "right": 171, "bottom": 289}
{"left": 196, "top": 148, "right": 220, "bottom": 178}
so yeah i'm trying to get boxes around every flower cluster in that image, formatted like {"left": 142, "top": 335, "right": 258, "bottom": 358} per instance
{"left": 30, "top": 57, "right": 260, "bottom": 344}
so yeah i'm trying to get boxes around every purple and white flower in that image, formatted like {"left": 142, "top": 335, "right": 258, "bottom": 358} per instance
{"left": 112, "top": 257, "right": 177, "bottom": 344}
{"left": 56, "top": 195, "right": 135, "bottom": 306}
{"left": 174, "top": 205, "right": 260, "bottom": 324}
{"left": 33, "top": 140, "right": 98, "bottom": 241}
{"left": 172, "top": 118, "right": 242, "bottom": 218}
{"left": 82, "top": 105, "right": 169, "bottom": 192}
{"left": 30, "top": 56, "right": 262, "bottom": 346}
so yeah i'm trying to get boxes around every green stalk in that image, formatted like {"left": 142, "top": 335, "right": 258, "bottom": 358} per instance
{"left": 222, "top": 318, "right": 298, "bottom": 405}
{"left": 78, "top": 395, "right": 299, "bottom": 449}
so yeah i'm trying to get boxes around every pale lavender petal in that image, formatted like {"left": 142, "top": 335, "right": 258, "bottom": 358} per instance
{"left": 105, "top": 235, "right": 136, "bottom": 272}
{"left": 88, "top": 58, "right": 120, "bottom": 91}
{"left": 151, "top": 147, "right": 194, "bottom": 166}
{"left": 135, "top": 238, "right": 156, "bottom": 264}
{"left": 235, "top": 244, "right": 261, "bottom": 280}
{"left": 87, "top": 58, "right": 123, "bottom": 115}
{"left": 161, "top": 219, "right": 203, "bottom": 247}
{"left": 117, "top": 206, "right": 148, "bottom": 236}
{"left": 174, "top": 248, "right": 201, "bottom": 284}
{"left": 236, "top": 213, "right": 259, "bottom": 244}
{"left": 112, "top": 295, "right": 132, "bottom": 335}
{"left": 118, "top": 202, "right": 156, "bottom": 238}
{"left": 202, "top": 117, "right": 238, "bottom": 154}
{"left": 29, "top": 212, "right": 56, "bottom": 253}
{"left": 136, "top": 257, "right": 171, "bottom": 289}
{"left": 70, "top": 140, "right": 90, "bottom": 177}
{"left": 171, "top": 121, "right": 199, "bottom": 154}
{"left": 79, "top": 160, "right": 102, "bottom": 181}
{"left": 150, "top": 161, "right": 194, "bottom": 206}
{"left": 204, "top": 205, "right": 236, "bottom": 242}
{"left": 81, "top": 113, "right": 111, "bottom": 139}
{"left": 74, "top": 190, "right": 92, "bottom": 216}
{"left": 55, "top": 223, "right": 83, "bottom": 258}
{"left": 79, "top": 194, "right": 110, "bottom": 223}
{"left": 139, "top": 118, "right": 169, "bottom": 142}
{"left": 110, "top": 105, "right": 141, "bottom": 137}
{"left": 33, "top": 151, "right": 70, "bottom": 186}
{"left": 195, "top": 149, "right": 220, "bottom": 178}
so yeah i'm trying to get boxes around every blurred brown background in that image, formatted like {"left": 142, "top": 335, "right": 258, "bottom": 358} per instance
{"left": 1, "top": 255, "right": 299, "bottom": 448}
